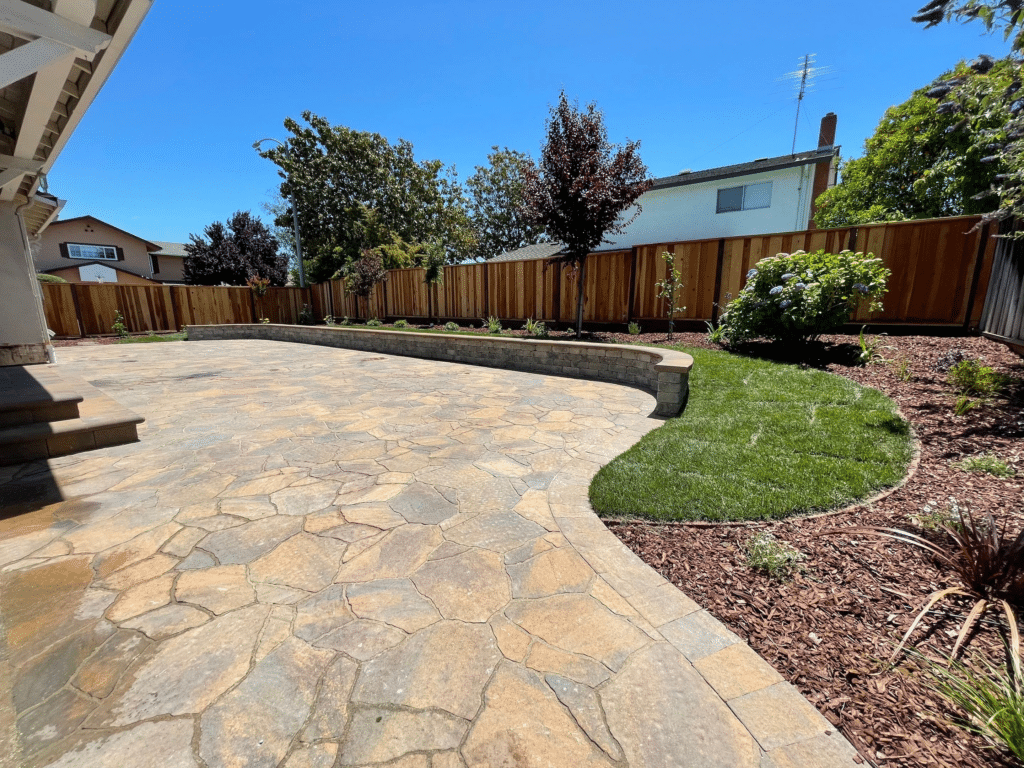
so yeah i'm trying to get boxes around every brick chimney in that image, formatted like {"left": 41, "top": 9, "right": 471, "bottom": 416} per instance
{"left": 809, "top": 112, "right": 838, "bottom": 229}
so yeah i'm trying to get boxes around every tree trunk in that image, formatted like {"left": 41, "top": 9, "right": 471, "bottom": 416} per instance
{"left": 574, "top": 257, "right": 587, "bottom": 338}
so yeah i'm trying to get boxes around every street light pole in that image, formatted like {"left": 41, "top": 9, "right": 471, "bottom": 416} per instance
{"left": 254, "top": 137, "right": 306, "bottom": 289}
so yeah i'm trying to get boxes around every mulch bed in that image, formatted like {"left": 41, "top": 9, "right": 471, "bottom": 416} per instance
{"left": 601, "top": 331, "right": 1024, "bottom": 768}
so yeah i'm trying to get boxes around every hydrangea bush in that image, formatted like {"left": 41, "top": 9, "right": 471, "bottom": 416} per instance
{"left": 717, "top": 249, "right": 890, "bottom": 344}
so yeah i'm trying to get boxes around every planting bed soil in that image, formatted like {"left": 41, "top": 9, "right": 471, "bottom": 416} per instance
{"left": 608, "top": 332, "right": 1023, "bottom": 768}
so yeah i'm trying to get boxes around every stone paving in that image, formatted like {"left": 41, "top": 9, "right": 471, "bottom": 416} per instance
{"left": 0, "top": 340, "right": 860, "bottom": 768}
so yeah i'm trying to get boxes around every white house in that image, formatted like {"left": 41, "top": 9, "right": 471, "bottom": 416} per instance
{"left": 492, "top": 113, "right": 839, "bottom": 262}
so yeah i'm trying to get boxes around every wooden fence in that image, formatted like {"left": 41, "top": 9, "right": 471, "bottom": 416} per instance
{"left": 41, "top": 215, "right": 999, "bottom": 338}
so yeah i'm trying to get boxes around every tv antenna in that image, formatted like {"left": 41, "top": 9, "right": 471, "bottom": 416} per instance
{"left": 780, "top": 54, "right": 833, "bottom": 155}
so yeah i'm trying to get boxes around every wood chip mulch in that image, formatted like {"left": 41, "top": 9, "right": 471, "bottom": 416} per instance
{"left": 602, "top": 332, "right": 1024, "bottom": 768}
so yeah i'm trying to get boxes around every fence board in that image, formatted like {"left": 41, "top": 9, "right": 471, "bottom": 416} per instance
{"left": 40, "top": 283, "right": 80, "bottom": 337}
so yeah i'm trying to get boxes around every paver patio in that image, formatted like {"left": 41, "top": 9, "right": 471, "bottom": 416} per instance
{"left": 0, "top": 340, "right": 860, "bottom": 767}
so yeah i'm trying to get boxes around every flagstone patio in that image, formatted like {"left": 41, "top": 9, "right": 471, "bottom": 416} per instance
{"left": 0, "top": 339, "right": 860, "bottom": 767}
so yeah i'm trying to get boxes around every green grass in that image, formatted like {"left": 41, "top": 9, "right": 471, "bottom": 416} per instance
{"left": 590, "top": 346, "right": 914, "bottom": 522}
{"left": 117, "top": 332, "right": 187, "bottom": 344}
{"left": 955, "top": 453, "right": 1016, "bottom": 478}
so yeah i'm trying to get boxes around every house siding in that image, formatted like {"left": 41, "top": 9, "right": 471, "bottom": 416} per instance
{"left": 603, "top": 165, "right": 817, "bottom": 250}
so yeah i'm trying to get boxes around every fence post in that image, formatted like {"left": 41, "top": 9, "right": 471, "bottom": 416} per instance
{"left": 483, "top": 261, "right": 490, "bottom": 319}
{"left": 626, "top": 248, "right": 638, "bottom": 324}
{"left": 963, "top": 221, "right": 993, "bottom": 331}
{"left": 711, "top": 239, "right": 726, "bottom": 324}
{"left": 847, "top": 227, "right": 859, "bottom": 252}
{"left": 70, "top": 283, "right": 85, "bottom": 338}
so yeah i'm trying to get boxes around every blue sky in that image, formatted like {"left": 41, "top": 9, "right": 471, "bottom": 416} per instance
{"left": 50, "top": 0, "right": 1015, "bottom": 244}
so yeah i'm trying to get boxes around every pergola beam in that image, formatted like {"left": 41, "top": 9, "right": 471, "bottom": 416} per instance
{"left": 0, "top": 0, "right": 109, "bottom": 57}
{"left": 0, "top": 37, "right": 76, "bottom": 91}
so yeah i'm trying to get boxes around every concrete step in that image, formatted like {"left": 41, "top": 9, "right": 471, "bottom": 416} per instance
{"left": 0, "top": 365, "right": 83, "bottom": 427}
{"left": 0, "top": 370, "right": 144, "bottom": 465}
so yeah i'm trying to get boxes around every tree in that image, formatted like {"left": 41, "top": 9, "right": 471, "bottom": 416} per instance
{"left": 183, "top": 211, "right": 287, "bottom": 286}
{"left": 913, "top": 3, "right": 1024, "bottom": 230}
{"left": 522, "top": 92, "right": 652, "bottom": 337}
{"left": 466, "top": 146, "right": 546, "bottom": 260}
{"left": 913, "top": 1, "right": 1024, "bottom": 50}
{"left": 814, "top": 60, "right": 1013, "bottom": 228}
{"left": 256, "top": 112, "right": 477, "bottom": 284}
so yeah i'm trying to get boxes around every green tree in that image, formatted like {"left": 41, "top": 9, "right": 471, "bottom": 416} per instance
{"left": 814, "top": 60, "right": 1013, "bottom": 228}
{"left": 913, "top": 1, "right": 1024, "bottom": 50}
{"left": 466, "top": 146, "right": 547, "bottom": 260}
{"left": 183, "top": 211, "right": 287, "bottom": 286}
{"left": 256, "top": 112, "right": 477, "bottom": 284}
{"left": 522, "top": 92, "right": 651, "bottom": 337}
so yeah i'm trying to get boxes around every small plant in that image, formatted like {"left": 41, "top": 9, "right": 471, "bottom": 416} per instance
{"left": 324, "top": 315, "right": 336, "bottom": 327}
{"left": 832, "top": 503, "right": 1024, "bottom": 664}
{"left": 910, "top": 499, "right": 960, "bottom": 532}
{"left": 297, "top": 303, "right": 316, "bottom": 326}
{"left": 627, "top": 321, "right": 641, "bottom": 336}
{"left": 523, "top": 318, "right": 548, "bottom": 338}
{"left": 655, "top": 251, "right": 686, "bottom": 341}
{"left": 717, "top": 249, "right": 890, "bottom": 344}
{"left": 948, "top": 358, "right": 1008, "bottom": 399}
{"left": 891, "top": 357, "right": 912, "bottom": 382}
{"left": 956, "top": 453, "right": 1016, "bottom": 478}
{"left": 394, "top": 319, "right": 410, "bottom": 329}
{"left": 247, "top": 275, "right": 271, "bottom": 322}
{"left": 955, "top": 394, "right": 980, "bottom": 416}
{"left": 744, "top": 532, "right": 806, "bottom": 580}
{"left": 259, "top": 317, "right": 270, "bottom": 324}
{"left": 111, "top": 310, "right": 129, "bottom": 338}
{"left": 484, "top": 316, "right": 502, "bottom": 334}
{"left": 340, "top": 316, "right": 351, "bottom": 326}
{"left": 925, "top": 653, "right": 1024, "bottom": 763}
{"left": 857, "top": 325, "right": 891, "bottom": 365}
{"left": 443, "top": 321, "right": 459, "bottom": 332}
{"left": 705, "top": 320, "right": 726, "bottom": 344}
{"left": 366, "top": 318, "right": 383, "bottom": 327}
{"left": 936, "top": 347, "right": 971, "bottom": 373}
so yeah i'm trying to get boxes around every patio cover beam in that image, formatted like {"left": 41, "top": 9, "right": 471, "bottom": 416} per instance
{"left": 0, "top": 0, "right": 109, "bottom": 58}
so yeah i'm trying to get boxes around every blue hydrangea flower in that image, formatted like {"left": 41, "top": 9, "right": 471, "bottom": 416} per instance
{"left": 780, "top": 300, "right": 792, "bottom": 308}
{"left": 853, "top": 282, "right": 869, "bottom": 294}
{"left": 746, "top": 269, "right": 758, "bottom": 279}
{"left": 780, "top": 273, "right": 796, "bottom": 281}
{"left": 769, "top": 286, "right": 784, "bottom": 296}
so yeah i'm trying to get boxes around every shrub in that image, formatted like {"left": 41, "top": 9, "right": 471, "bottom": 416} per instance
{"left": 833, "top": 503, "right": 1024, "bottom": 664}
{"left": 484, "top": 316, "right": 502, "bottom": 334}
{"left": 111, "top": 310, "right": 129, "bottom": 339}
{"left": 948, "top": 359, "right": 1008, "bottom": 399}
{"left": 628, "top": 321, "right": 641, "bottom": 336}
{"left": 717, "top": 250, "right": 890, "bottom": 344}
{"left": 443, "top": 321, "right": 459, "bottom": 332}
{"left": 323, "top": 315, "right": 336, "bottom": 327}
{"left": 925, "top": 654, "right": 1024, "bottom": 763}
{"left": 394, "top": 319, "right": 409, "bottom": 329}
{"left": 744, "top": 532, "right": 806, "bottom": 580}
{"left": 705, "top": 320, "right": 726, "bottom": 344}
{"left": 366, "top": 318, "right": 383, "bottom": 327}
{"left": 523, "top": 318, "right": 548, "bottom": 338}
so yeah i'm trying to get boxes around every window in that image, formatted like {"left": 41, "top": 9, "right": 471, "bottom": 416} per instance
{"left": 66, "top": 243, "right": 119, "bottom": 260}
{"left": 150, "top": 254, "right": 160, "bottom": 274}
{"left": 716, "top": 181, "right": 773, "bottom": 213}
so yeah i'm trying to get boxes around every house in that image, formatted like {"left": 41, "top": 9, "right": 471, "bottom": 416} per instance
{"left": 0, "top": 0, "right": 153, "bottom": 366}
{"left": 491, "top": 113, "right": 839, "bottom": 262}
{"left": 36, "top": 216, "right": 186, "bottom": 284}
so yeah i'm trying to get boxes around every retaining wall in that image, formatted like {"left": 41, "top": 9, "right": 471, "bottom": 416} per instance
{"left": 187, "top": 324, "right": 694, "bottom": 417}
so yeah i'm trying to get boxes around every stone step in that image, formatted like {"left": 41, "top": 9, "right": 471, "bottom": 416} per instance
{"left": 0, "top": 365, "right": 83, "bottom": 427}
{"left": 0, "top": 372, "right": 144, "bottom": 465}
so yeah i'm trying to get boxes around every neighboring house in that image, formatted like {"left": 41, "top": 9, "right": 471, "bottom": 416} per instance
{"left": 491, "top": 113, "right": 840, "bottom": 261}
{"left": 36, "top": 216, "right": 186, "bottom": 284}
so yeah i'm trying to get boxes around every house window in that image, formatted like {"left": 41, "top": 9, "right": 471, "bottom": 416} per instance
{"left": 150, "top": 254, "right": 160, "bottom": 274}
{"left": 66, "top": 243, "right": 118, "bottom": 260}
{"left": 716, "top": 181, "right": 773, "bottom": 213}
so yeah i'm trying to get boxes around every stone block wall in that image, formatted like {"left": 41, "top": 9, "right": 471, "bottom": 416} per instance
{"left": 188, "top": 325, "right": 694, "bottom": 417}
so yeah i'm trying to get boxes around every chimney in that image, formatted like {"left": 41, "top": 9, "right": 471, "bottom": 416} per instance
{"left": 809, "top": 112, "right": 838, "bottom": 229}
{"left": 817, "top": 112, "right": 837, "bottom": 149}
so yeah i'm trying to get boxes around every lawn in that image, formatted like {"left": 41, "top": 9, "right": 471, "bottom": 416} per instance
{"left": 589, "top": 345, "right": 914, "bottom": 522}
